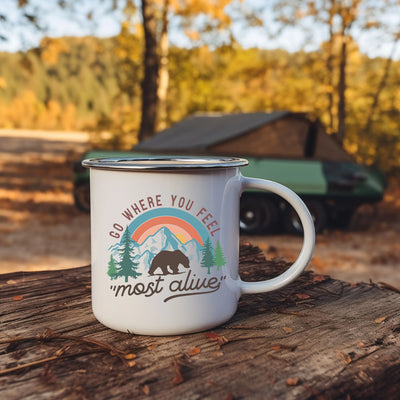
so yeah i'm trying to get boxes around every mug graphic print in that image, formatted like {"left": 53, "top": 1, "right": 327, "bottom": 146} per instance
{"left": 107, "top": 204, "right": 227, "bottom": 304}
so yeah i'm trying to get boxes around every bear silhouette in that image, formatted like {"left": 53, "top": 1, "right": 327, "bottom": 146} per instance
{"left": 148, "top": 250, "right": 190, "bottom": 275}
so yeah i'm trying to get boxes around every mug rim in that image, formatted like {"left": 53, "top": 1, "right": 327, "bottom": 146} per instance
{"left": 82, "top": 156, "right": 249, "bottom": 171}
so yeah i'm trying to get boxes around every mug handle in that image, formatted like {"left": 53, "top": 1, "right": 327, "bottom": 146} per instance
{"left": 239, "top": 176, "right": 315, "bottom": 295}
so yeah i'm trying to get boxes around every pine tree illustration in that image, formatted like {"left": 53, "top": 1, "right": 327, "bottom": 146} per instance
{"left": 213, "top": 240, "right": 226, "bottom": 271}
{"left": 115, "top": 227, "right": 141, "bottom": 282}
{"left": 107, "top": 254, "right": 117, "bottom": 280}
{"left": 200, "top": 237, "right": 214, "bottom": 274}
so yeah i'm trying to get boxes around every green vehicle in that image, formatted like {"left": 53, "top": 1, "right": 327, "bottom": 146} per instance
{"left": 74, "top": 112, "right": 386, "bottom": 234}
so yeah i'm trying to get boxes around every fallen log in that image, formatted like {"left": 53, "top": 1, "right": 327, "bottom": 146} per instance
{"left": 1, "top": 244, "right": 399, "bottom": 399}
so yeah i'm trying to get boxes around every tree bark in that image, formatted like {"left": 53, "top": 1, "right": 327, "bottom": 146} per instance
{"left": 2, "top": 245, "right": 400, "bottom": 399}
{"left": 138, "top": 0, "right": 159, "bottom": 142}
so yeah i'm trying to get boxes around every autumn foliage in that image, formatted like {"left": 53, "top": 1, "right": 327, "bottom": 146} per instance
{"left": 0, "top": 31, "right": 399, "bottom": 173}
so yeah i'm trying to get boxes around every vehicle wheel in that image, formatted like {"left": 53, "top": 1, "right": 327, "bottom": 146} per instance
{"left": 240, "top": 197, "right": 278, "bottom": 234}
{"left": 73, "top": 182, "right": 90, "bottom": 213}
{"left": 329, "top": 208, "right": 356, "bottom": 229}
{"left": 261, "top": 198, "right": 279, "bottom": 232}
{"left": 283, "top": 200, "right": 327, "bottom": 235}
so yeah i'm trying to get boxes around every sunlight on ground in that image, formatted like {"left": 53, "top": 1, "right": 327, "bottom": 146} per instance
{"left": 0, "top": 129, "right": 91, "bottom": 273}
{"left": 0, "top": 129, "right": 90, "bottom": 142}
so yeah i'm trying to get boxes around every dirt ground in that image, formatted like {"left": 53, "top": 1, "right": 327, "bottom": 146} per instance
{"left": 1, "top": 129, "right": 400, "bottom": 288}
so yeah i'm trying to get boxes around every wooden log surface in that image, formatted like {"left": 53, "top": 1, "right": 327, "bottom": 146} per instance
{"left": 1, "top": 244, "right": 399, "bottom": 400}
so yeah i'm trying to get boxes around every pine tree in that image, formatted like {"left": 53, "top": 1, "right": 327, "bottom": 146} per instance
{"left": 107, "top": 254, "right": 117, "bottom": 280}
{"left": 115, "top": 227, "right": 141, "bottom": 282}
{"left": 214, "top": 240, "right": 226, "bottom": 271}
{"left": 200, "top": 238, "right": 214, "bottom": 274}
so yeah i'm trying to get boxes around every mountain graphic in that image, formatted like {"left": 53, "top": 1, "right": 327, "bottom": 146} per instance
{"left": 138, "top": 226, "right": 185, "bottom": 255}
{"left": 108, "top": 226, "right": 204, "bottom": 272}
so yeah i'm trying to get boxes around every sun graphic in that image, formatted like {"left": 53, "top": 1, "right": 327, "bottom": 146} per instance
{"left": 174, "top": 233, "right": 186, "bottom": 244}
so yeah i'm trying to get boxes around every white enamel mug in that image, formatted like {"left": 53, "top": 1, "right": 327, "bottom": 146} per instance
{"left": 82, "top": 157, "right": 315, "bottom": 335}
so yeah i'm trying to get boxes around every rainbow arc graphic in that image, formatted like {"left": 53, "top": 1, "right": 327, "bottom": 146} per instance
{"left": 128, "top": 208, "right": 210, "bottom": 246}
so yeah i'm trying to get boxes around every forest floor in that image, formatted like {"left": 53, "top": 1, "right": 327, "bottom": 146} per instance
{"left": 1, "top": 129, "right": 399, "bottom": 288}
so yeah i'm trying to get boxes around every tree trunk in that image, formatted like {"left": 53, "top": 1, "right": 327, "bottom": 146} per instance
{"left": 326, "top": 0, "right": 335, "bottom": 134}
{"left": 336, "top": 1, "right": 361, "bottom": 146}
{"left": 337, "top": 36, "right": 347, "bottom": 146}
{"left": 363, "top": 37, "right": 399, "bottom": 135}
{"left": 138, "top": 0, "right": 159, "bottom": 142}
{"left": 157, "top": 0, "right": 170, "bottom": 131}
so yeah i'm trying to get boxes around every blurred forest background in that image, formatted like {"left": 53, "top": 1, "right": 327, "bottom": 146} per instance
{"left": 0, "top": 0, "right": 399, "bottom": 174}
